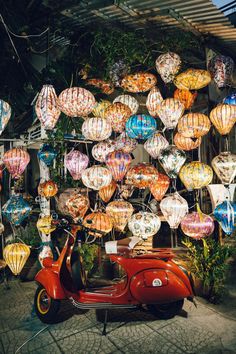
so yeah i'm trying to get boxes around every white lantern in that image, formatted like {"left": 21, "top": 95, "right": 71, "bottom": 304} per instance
{"left": 92, "top": 140, "right": 116, "bottom": 163}
{"left": 82, "top": 117, "right": 112, "bottom": 141}
{"left": 156, "top": 52, "right": 181, "bottom": 83}
{"left": 160, "top": 192, "right": 188, "bottom": 229}
{"left": 82, "top": 166, "right": 112, "bottom": 190}
{"left": 113, "top": 95, "right": 139, "bottom": 115}
{"left": 128, "top": 212, "right": 161, "bottom": 240}
{"left": 146, "top": 87, "right": 163, "bottom": 117}
{"left": 158, "top": 98, "right": 184, "bottom": 129}
{"left": 144, "top": 131, "right": 169, "bottom": 159}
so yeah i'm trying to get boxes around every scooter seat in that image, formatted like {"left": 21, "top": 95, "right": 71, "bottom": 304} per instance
{"left": 105, "top": 237, "right": 141, "bottom": 256}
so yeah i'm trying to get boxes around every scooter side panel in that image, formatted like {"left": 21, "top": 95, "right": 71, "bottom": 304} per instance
{"left": 35, "top": 269, "right": 66, "bottom": 300}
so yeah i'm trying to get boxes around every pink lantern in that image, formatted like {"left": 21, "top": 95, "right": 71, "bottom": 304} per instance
{"left": 92, "top": 140, "right": 116, "bottom": 163}
{"left": 106, "top": 150, "right": 132, "bottom": 181}
{"left": 146, "top": 87, "right": 163, "bottom": 117}
{"left": 65, "top": 150, "right": 89, "bottom": 180}
{"left": 3, "top": 148, "right": 30, "bottom": 179}
{"left": 144, "top": 131, "right": 169, "bottom": 159}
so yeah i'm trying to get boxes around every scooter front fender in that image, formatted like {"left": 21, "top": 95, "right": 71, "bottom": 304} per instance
{"left": 35, "top": 268, "right": 66, "bottom": 300}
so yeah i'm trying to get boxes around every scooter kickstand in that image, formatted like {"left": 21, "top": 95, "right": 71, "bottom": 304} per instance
{"left": 102, "top": 310, "right": 108, "bottom": 336}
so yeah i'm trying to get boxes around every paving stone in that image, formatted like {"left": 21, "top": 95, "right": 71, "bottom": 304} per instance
{"left": 0, "top": 302, "right": 36, "bottom": 333}
{"left": 0, "top": 281, "right": 29, "bottom": 309}
{"left": 29, "top": 342, "right": 62, "bottom": 354}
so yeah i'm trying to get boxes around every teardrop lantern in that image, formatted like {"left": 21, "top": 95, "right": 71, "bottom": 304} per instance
{"left": 104, "top": 102, "right": 131, "bottom": 133}
{"left": 174, "top": 69, "right": 211, "bottom": 90}
{"left": 213, "top": 201, "right": 236, "bottom": 235}
{"left": 211, "top": 152, "right": 236, "bottom": 185}
{"left": 3, "top": 148, "right": 30, "bottom": 179}
{"left": 174, "top": 133, "right": 201, "bottom": 151}
{"left": 179, "top": 161, "right": 213, "bottom": 191}
{"left": 3, "top": 243, "right": 30, "bottom": 275}
{"left": 158, "top": 98, "right": 185, "bottom": 129}
{"left": 82, "top": 117, "right": 112, "bottom": 141}
{"left": 38, "top": 144, "right": 57, "bottom": 167}
{"left": 92, "top": 140, "right": 116, "bottom": 163}
{"left": 83, "top": 212, "right": 113, "bottom": 237}
{"left": 144, "top": 131, "right": 169, "bottom": 159}
{"left": 82, "top": 166, "right": 112, "bottom": 190}
{"left": 66, "top": 193, "right": 90, "bottom": 221}
{"left": 158, "top": 145, "right": 186, "bottom": 179}
{"left": 174, "top": 89, "right": 197, "bottom": 110}
{"left": 38, "top": 180, "right": 58, "bottom": 198}
{"left": 210, "top": 104, "right": 236, "bottom": 136}
{"left": 150, "top": 173, "right": 170, "bottom": 201}
{"left": 177, "top": 113, "right": 211, "bottom": 138}
{"left": 155, "top": 52, "right": 181, "bottom": 83}
{"left": 208, "top": 55, "right": 234, "bottom": 88}
{"left": 113, "top": 95, "right": 139, "bottom": 115}
{"left": 115, "top": 132, "right": 138, "bottom": 153}
{"left": 2, "top": 195, "right": 31, "bottom": 226}
{"left": 106, "top": 150, "right": 132, "bottom": 181}
{"left": 126, "top": 114, "right": 157, "bottom": 140}
{"left": 126, "top": 163, "right": 159, "bottom": 189}
{"left": 92, "top": 100, "right": 111, "bottom": 118}
{"left": 106, "top": 200, "right": 134, "bottom": 231}
{"left": 37, "top": 215, "right": 56, "bottom": 235}
{"left": 99, "top": 180, "right": 117, "bottom": 203}
{"left": 0, "top": 99, "right": 11, "bottom": 135}
{"left": 146, "top": 87, "right": 163, "bottom": 117}
{"left": 121, "top": 72, "right": 157, "bottom": 93}
{"left": 223, "top": 93, "right": 236, "bottom": 105}
{"left": 65, "top": 150, "right": 89, "bottom": 180}
{"left": 160, "top": 192, "right": 188, "bottom": 229}
{"left": 128, "top": 212, "right": 161, "bottom": 240}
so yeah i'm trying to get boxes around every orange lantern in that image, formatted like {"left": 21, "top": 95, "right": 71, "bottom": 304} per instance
{"left": 177, "top": 113, "right": 211, "bottom": 138}
{"left": 83, "top": 212, "right": 113, "bottom": 237}
{"left": 3, "top": 148, "right": 30, "bottom": 179}
{"left": 66, "top": 193, "right": 90, "bottom": 221}
{"left": 104, "top": 102, "right": 131, "bottom": 133}
{"left": 150, "top": 173, "right": 170, "bottom": 201}
{"left": 174, "top": 69, "right": 211, "bottom": 90}
{"left": 174, "top": 89, "right": 197, "bottom": 110}
{"left": 3, "top": 243, "right": 30, "bottom": 275}
{"left": 87, "top": 78, "right": 114, "bottom": 95}
{"left": 209, "top": 104, "right": 236, "bottom": 135}
{"left": 126, "top": 163, "right": 159, "bottom": 189}
{"left": 121, "top": 72, "right": 157, "bottom": 93}
{"left": 99, "top": 180, "right": 117, "bottom": 203}
{"left": 106, "top": 200, "right": 134, "bottom": 232}
{"left": 174, "top": 133, "right": 201, "bottom": 151}
{"left": 38, "top": 180, "right": 58, "bottom": 198}
{"left": 146, "top": 87, "right": 163, "bottom": 117}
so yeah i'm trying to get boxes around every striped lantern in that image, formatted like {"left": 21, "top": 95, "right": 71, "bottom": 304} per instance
{"left": 2, "top": 194, "right": 31, "bottom": 226}
{"left": 160, "top": 192, "right": 188, "bottom": 229}
{"left": 177, "top": 113, "right": 211, "bottom": 138}
{"left": 179, "top": 161, "right": 213, "bottom": 191}
{"left": 65, "top": 150, "right": 89, "bottom": 180}
{"left": 104, "top": 102, "right": 131, "bottom": 133}
{"left": 121, "top": 72, "right": 157, "bottom": 93}
{"left": 38, "top": 180, "right": 58, "bottom": 198}
{"left": 3, "top": 243, "right": 30, "bottom": 275}
{"left": 35, "top": 85, "right": 61, "bottom": 130}
{"left": 113, "top": 95, "right": 139, "bottom": 115}
{"left": 0, "top": 99, "right": 11, "bottom": 135}
{"left": 82, "top": 117, "right": 112, "bottom": 141}
{"left": 83, "top": 212, "right": 113, "bottom": 237}
{"left": 106, "top": 200, "right": 134, "bottom": 231}
{"left": 150, "top": 173, "right": 170, "bottom": 201}
{"left": 128, "top": 212, "right": 161, "bottom": 239}
{"left": 99, "top": 180, "right": 117, "bottom": 203}
{"left": 174, "top": 69, "right": 211, "bottom": 90}
{"left": 209, "top": 104, "right": 236, "bottom": 136}
{"left": 158, "top": 98, "right": 185, "bottom": 129}
{"left": 115, "top": 132, "right": 138, "bottom": 153}
{"left": 106, "top": 150, "right": 132, "bottom": 181}
{"left": 37, "top": 215, "right": 56, "bottom": 235}
{"left": 92, "top": 100, "right": 111, "bottom": 118}
{"left": 126, "top": 114, "right": 157, "bottom": 140}
{"left": 158, "top": 145, "right": 186, "bottom": 179}
{"left": 208, "top": 55, "right": 234, "bottom": 88}
{"left": 57, "top": 87, "right": 96, "bottom": 117}
{"left": 155, "top": 52, "right": 181, "bottom": 83}
{"left": 126, "top": 163, "right": 159, "bottom": 189}
{"left": 223, "top": 93, "right": 236, "bottom": 105}
{"left": 146, "top": 86, "right": 163, "bottom": 117}
{"left": 174, "top": 89, "right": 197, "bottom": 110}
{"left": 92, "top": 140, "right": 116, "bottom": 163}
{"left": 82, "top": 166, "right": 112, "bottom": 190}
{"left": 213, "top": 200, "right": 236, "bottom": 235}
{"left": 174, "top": 133, "right": 201, "bottom": 151}
{"left": 144, "top": 131, "right": 169, "bottom": 159}
{"left": 3, "top": 148, "right": 30, "bottom": 179}
{"left": 66, "top": 193, "right": 90, "bottom": 221}
{"left": 211, "top": 152, "right": 236, "bottom": 185}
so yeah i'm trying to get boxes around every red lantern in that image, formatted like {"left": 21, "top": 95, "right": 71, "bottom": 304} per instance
{"left": 150, "top": 173, "right": 170, "bottom": 201}
{"left": 3, "top": 148, "right": 30, "bottom": 179}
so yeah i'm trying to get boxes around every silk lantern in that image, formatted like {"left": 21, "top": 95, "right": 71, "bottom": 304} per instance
{"left": 128, "top": 212, "right": 161, "bottom": 239}
{"left": 87, "top": 78, "right": 114, "bottom": 95}
{"left": 92, "top": 140, "right": 116, "bottom": 163}
{"left": 66, "top": 193, "right": 90, "bottom": 220}
{"left": 83, "top": 212, "right": 113, "bottom": 237}
{"left": 3, "top": 243, "right": 30, "bottom": 275}
{"left": 213, "top": 200, "right": 236, "bottom": 235}
{"left": 104, "top": 102, "right": 131, "bottom": 133}
{"left": 150, "top": 173, "right": 170, "bottom": 201}
{"left": 160, "top": 192, "right": 188, "bottom": 229}
{"left": 38, "top": 180, "right": 58, "bottom": 198}
{"left": 2, "top": 195, "right": 31, "bottom": 226}
{"left": 158, "top": 98, "right": 184, "bottom": 129}
{"left": 126, "top": 114, "right": 157, "bottom": 140}
{"left": 92, "top": 100, "right": 111, "bottom": 118}
{"left": 0, "top": 99, "right": 11, "bottom": 135}
{"left": 37, "top": 215, "right": 56, "bottom": 235}
{"left": 56, "top": 188, "right": 86, "bottom": 215}
{"left": 99, "top": 180, "right": 117, "bottom": 203}
{"left": 57, "top": 87, "right": 96, "bottom": 117}
{"left": 156, "top": 52, "right": 181, "bottom": 83}
{"left": 174, "top": 89, "right": 197, "bottom": 110}
{"left": 208, "top": 55, "right": 234, "bottom": 88}
{"left": 82, "top": 166, "right": 112, "bottom": 190}
{"left": 106, "top": 150, "right": 132, "bottom": 181}
{"left": 144, "top": 131, "right": 169, "bottom": 159}
{"left": 113, "top": 95, "right": 139, "bottom": 115}
{"left": 65, "top": 150, "right": 89, "bottom": 180}
{"left": 146, "top": 87, "right": 163, "bottom": 117}
{"left": 179, "top": 161, "right": 213, "bottom": 191}
{"left": 121, "top": 72, "right": 157, "bottom": 93}
{"left": 177, "top": 113, "right": 211, "bottom": 138}
{"left": 209, "top": 104, "right": 236, "bottom": 135}
{"left": 224, "top": 93, "right": 236, "bottom": 105}
{"left": 159, "top": 145, "right": 186, "bottom": 179}
{"left": 174, "top": 133, "right": 201, "bottom": 151}
{"left": 212, "top": 152, "right": 236, "bottom": 185}
{"left": 106, "top": 200, "right": 134, "bottom": 231}
{"left": 174, "top": 69, "right": 211, "bottom": 90}
{"left": 35, "top": 85, "right": 61, "bottom": 130}
{"left": 3, "top": 148, "right": 30, "bottom": 179}
{"left": 38, "top": 144, "right": 57, "bottom": 167}
{"left": 126, "top": 163, "right": 158, "bottom": 189}
{"left": 115, "top": 132, "right": 137, "bottom": 153}
{"left": 82, "top": 117, "right": 112, "bottom": 141}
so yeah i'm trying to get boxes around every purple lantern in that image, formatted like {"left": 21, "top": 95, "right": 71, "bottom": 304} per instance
{"left": 65, "top": 150, "right": 89, "bottom": 180}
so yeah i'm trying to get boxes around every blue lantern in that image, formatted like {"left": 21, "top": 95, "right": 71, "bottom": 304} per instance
{"left": 223, "top": 93, "right": 236, "bottom": 105}
{"left": 213, "top": 200, "right": 236, "bottom": 235}
{"left": 0, "top": 99, "right": 11, "bottom": 135}
{"left": 38, "top": 144, "right": 57, "bottom": 167}
{"left": 126, "top": 114, "right": 157, "bottom": 140}
{"left": 2, "top": 195, "right": 31, "bottom": 226}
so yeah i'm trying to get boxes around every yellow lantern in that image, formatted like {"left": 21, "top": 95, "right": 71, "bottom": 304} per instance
{"left": 3, "top": 243, "right": 30, "bottom": 275}
{"left": 179, "top": 161, "right": 213, "bottom": 191}
{"left": 177, "top": 113, "right": 211, "bottom": 138}
{"left": 209, "top": 104, "right": 236, "bottom": 136}
{"left": 174, "top": 133, "right": 201, "bottom": 151}
{"left": 174, "top": 69, "right": 211, "bottom": 90}
{"left": 37, "top": 215, "right": 56, "bottom": 235}
{"left": 83, "top": 212, "right": 113, "bottom": 237}
{"left": 92, "top": 100, "right": 111, "bottom": 118}
{"left": 106, "top": 200, "right": 134, "bottom": 231}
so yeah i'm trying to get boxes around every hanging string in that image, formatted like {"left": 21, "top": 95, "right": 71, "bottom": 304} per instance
{"left": 0, "top": 15, "right": 49, "bottom": 38}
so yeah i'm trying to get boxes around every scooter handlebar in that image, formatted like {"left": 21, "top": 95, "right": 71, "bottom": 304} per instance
{"left": 52, "top": 218, "right": 106, "bottom": 236}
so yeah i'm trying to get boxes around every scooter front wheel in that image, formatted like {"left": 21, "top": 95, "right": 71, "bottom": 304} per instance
{"left": 34, "top": 285, "right": 60, "bottom": 324}
{"left": 147, "top": 299, "right": 184, "bottom": 320}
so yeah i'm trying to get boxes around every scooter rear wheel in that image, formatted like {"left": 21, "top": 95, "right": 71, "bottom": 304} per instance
{"left": 147, "top": 299, "right": 184, "bottom": 320}
{"left": 34, "top": 285, "right": 60, "bottom": 324}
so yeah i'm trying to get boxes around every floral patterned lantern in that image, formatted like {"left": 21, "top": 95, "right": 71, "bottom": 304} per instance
{"left": 113, "top": 95, "right": 139, "bottom": 115}
{"left": 92, "top": 100, "right": 111, "bottom": 118}
{"left": 82, "top": 117, "right": 112, "bottom": 141}
{"left": 82, "top": 166, "right": 112, "bottom": 190}
{"left": 146, "top": 87, "right": 163, "bottom": 117}
{"left": 174, "top": 89, "right": 197, "bottom": 110}
{"left": 35, "top": 85, "right": 60, "bottom": 130}
{"left": 56, "top": 188, "right": 86, "bottom": 215}
{"left": 38, "top": 180, "right": 58, "bottom": 198}
{"left": 57, "top": 87, "right": 96, "bottom": 117}
{"left": 106, "top": 150, "right": 132, "bottom": 181}
{"left": 174, "top": 133, "right": 201, "bottom": 151}
{"left": 208, "top": 55, "right": 234, "bottom": 88}
{"left": 126, "top": 163, "right": 159, "bottom": 189}
{"left": 128, "top": 212, "right": 161, "bottom": 240}
{"left": 99, "top": 180, "right": 117, "bottom": 203}
{"left": 3, "top": 243, "right": 30, "bottom": 275}
{"left": 158, "top": 145, "right": 186, "bottom": 179}
{"left": 212, "top": 152, "right": 236, "bottom": 185}
{"left": 37, "top": 215, "right": 56, "bottom": 235}
{"left": 223, "top": 93, "right": 236, "bottom": 105}
{"left": 126, "top": 114, "right": 157, "bottom": 140}
{"left": 160, "top": 192, "right": 188, "bottom": 229}
{"left": 3, "top": 148, "right": 30, "bottom": 179}
{"left": 150, "top": 173, "right": 170, "bottom": 201}
{"left": 121, "top": 72, "right": 157, "bottom": 93}
{"left": 177, "top": 113, "right": 211, "bottom": 138}
{"left": 65, "top": 150, "right": 89, "bottom": 180}
{"left": 209, "top": 104, "right": 236, "bottom": 136}
{"left": 87, "top": 78, "right": 114, "bottom": 95}
{"left": 38, "top": 144, "right": 57, "bottom": 167}
{"left": 115, "top": 132, "right": 138, "bottom": 154}
{"left": 144, "top": 131, "right": 169, "bottom": 159}
{"left": 2, "top": 195, "right": 31, "bottom": 226}
{"left": 104, "top": 102, "right": 131, "bottom": 133}
{"left": 83, "top": 212, "right": 113, "bottom": 237}
{"left": 0, "top": 99, "right": 11, "bottom": 135}
{"left": 179, "top": 161, "right": 213, "bottom": 191}
{"left": 106, "top": 200, "right": 134, "bottom": 231}
{"left": 92, "top": 140, "right": 116, "bottom": 163}
{"left": 213, "top": 200, "right": 236, "bottom": 235}
{"left": 158, "top": 98, "right": 185, "bottom": 129}
{"left": 66, "top": 193, "right": 90, "bottom": 220}
{"left": 174, "top": 69, "right": 211, "bottom": 90}
{"left": 155, "top": 52, "right": 181, "bottom": 83}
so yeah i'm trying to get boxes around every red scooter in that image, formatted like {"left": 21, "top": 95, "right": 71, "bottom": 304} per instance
{"left": 34, "top": 218, "right": 195, "bottom": 334}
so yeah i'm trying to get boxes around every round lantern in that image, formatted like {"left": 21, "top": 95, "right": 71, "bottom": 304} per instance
{"left": 56, "top": 188, "right": 86, "bottom": 215}
{"left": 146, "top": 87, "right": 163, "bottom": 117}
{"left": 2, "top": 195, "right": 31, "bottom": 226}
{"left": 115, "top": 132, "right": 138, "bottom": 153}
{"left": 213, "top": 200, "right": 236, "bottom": 235}
{"left": 174, "top": 133, "right": 201, "bottom": 151}
{"left": 209, "top": 104, "right": 236, "bottom": 136}
{"left": 155, "top": 52, "right": 181, "bottom": 83}
{"left": 35, "top": 85, "right": 61, "bottom": 130}
{"left": 65, "top": 150, "right": 89, "bottom": 180}
{"left": 174, "top": 89, "right": 197, "bottom": 110}
{"left": 99, "top": 180, "right": 117, "bottom": 203}
{"left": 160, "top": 192, "right": 188, "bottom": 229}
{"left": 106, "top": 150, "right": 132, "bottom": 181}
{"left": 38, "top": 144, "right": 57, "bottom": 167}
{"left": 38, "top": 180, "right": 58, "bottom": 198}
{"left": 158, "top": 98, "right": 184, "bottom": 129}
{"left": 179, "top": 161, "right": 213, "bottom": 191}
{"left": 128, "top": 212, "right": 161, "bottom": 240}
{"left": 121, "top": 72, "right": 157, "bottom": 93}
{"left": 174, "top": 69, "right": 211, "bottom": 90}
{"left": 82, "top": 166, "right": 112, "bottom": 190}
{"left": 150, "top": 173, "right": 170, "bottom": 201}
{"left": 144, "top": 131, "right": 169, "bottom": 159}
{"left": 106, "top": 200, "right": 134, "bottom": 231}
{"left": 223, "top": 93, "right": 236, "bottom": 105}
{"left": 66, "top": 193, "right": 90, "bottom": 221}
{"left": 104, "top": 102, "right": 131, "bottom": 133}
{"left": 113, "top": 95, "right": 139, "bottom": 115}
{"left": 82, "top": 117, "right": 112, "bottom": 141}
{"left": 83, "top": 212, "right": 113, "bottom": 237}
{"left": 3, "top": 243, "right": 30, "bottom": 275}
{"left": 126, "top": 114, "right": 157, "bottom": 140}
{"left": 3, "top": 148, "right": 30, "bottom": 179}
{"left": 158, "top": 145, "right": 186, "bottom": 179}
{"left": 126, "top": 163, "right": 158, "bottom": 189}
{"left": 177, "top": 113, "right": 211, "bottom": 138}
{"left": 0, "top": 99, "right": 11, "bottom": 135}
{"left": 57, "top": 87, "right": 96, "bottom": 117}
{"left": 92, "top": 100, "right": 111, "bottom": 118}
{"left": 37, "top": 215, "right": 56, "bottom": 235}
{"left": 211, "top": 152, "right": 236, "bottom": 185}
{"left": 92, "top": 140, "right": 116, "bottom": 163}
{"left": 208, "top": 55, "right": 234, "bottom": 88}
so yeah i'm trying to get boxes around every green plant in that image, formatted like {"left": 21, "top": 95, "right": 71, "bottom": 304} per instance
{"left": 79, "top": 243, "right": 98, "bottom": 274}
{"left": 18, "top": 222, "right": 41, "bottom": 248}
